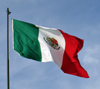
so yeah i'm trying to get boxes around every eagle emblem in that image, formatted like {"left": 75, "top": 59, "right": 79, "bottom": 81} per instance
{"left": 43, "top": 37, "right": 60, "bottom": 50}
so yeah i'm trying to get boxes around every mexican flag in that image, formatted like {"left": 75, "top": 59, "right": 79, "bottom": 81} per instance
{"left": 12, "top": 19, "right": 89, "bottom": 78}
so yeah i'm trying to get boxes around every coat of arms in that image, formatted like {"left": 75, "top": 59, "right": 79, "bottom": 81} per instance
{"left": 43, "top": 37, "right": 60, "bottom": 50}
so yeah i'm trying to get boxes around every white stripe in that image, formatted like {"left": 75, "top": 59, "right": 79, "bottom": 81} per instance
{"left": 12, "top": 19, "right": 14, "bottom": 50}
{"left": 37, "top": 25, "right": 65, "bottom": 68}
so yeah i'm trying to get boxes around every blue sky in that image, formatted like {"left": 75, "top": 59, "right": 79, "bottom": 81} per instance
{"left": 0, "top": 0, "right": 100, "bottom": 89}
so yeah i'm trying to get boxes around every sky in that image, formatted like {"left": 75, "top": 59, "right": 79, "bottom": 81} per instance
{"left": 0, "top": 0, "right": 100, "bottom": 89}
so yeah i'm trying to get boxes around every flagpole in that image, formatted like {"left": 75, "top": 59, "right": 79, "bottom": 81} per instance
{"left": 7, "top": 8, "right": 11, "bottom": 89}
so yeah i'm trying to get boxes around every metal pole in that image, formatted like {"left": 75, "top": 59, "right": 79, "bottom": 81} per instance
{"left": 7, "top": 8, "right": 11, "bottom": 89}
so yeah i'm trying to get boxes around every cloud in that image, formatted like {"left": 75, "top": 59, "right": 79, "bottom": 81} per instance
{"left": 83, "top": 45, "right": 100, "bottom": 64}
{"left": 82, "top": 45, "right": 100, "bottom": 78}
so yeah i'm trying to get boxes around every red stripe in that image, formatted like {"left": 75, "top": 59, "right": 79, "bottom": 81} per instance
{"left": 59, "top": 30, "right": 89, "bottom": 78}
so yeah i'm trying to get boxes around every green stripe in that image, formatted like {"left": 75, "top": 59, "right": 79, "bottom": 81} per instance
{"left": 13, "top": 19, "right": 42, "bottom": 61}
